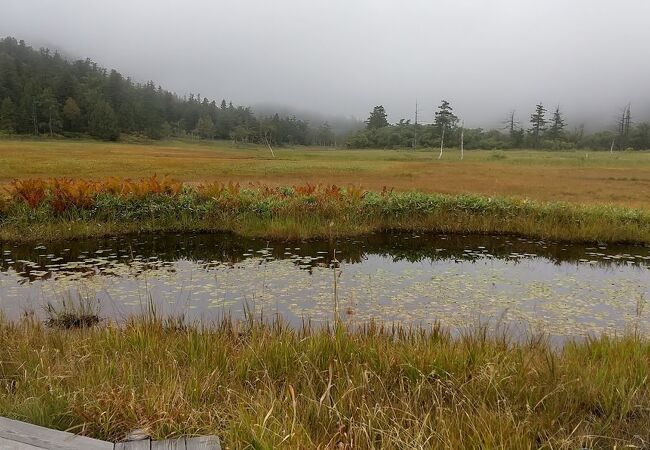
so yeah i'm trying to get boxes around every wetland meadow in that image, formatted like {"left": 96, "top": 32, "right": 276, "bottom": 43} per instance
{"left": 0, "top": 139, "right": 649, "bottom": 448}
{"left": 4, "top": 4, "right": 650, "bottom": 446}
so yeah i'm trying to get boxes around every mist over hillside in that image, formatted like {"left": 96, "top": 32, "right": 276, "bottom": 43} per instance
{"left": 252, "top": 103, "right": 364, "bottom": 137}
{"left": 1, "top": 0, "right": 649, "bottom": 129}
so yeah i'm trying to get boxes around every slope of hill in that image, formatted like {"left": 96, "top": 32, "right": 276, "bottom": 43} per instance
{"left": 0, "top": 37, "right": 339, "bottom": 145}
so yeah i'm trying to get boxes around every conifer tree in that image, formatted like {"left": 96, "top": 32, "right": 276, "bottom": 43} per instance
{"left": 0, "top": 97, "right": 16, "bottom": 132}
{"left": 547, "top": 105, "right": 566, "bottom": 140}
{"left": 39, "top": 88, "right": 60, "bottom": 136}
{"left": 433, "top": 100, "right": 458, "bottom": 132}
{"left": 365, "top": 105, "right": 389, "bottom": 129}
{"left": 62, "top": 97, "right": 81, "bottom": 131}
{"left": 88, "top": 100, "right": 119, "bottom": 140}
{"left": 529, "top": 103, "right": 547, "bottom": 148}
{"left": 434, "top": 100, "right": 459, "bottom": 158}
{"left": 196, "top": 114, "right": 216, "bottom": 139}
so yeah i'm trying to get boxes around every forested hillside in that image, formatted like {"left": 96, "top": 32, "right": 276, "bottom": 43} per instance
{"left": 1, "top": 36, "right": 648, "bottom": 150}
{"left": 0, "top": 37, "right": 340, "bottom": 145}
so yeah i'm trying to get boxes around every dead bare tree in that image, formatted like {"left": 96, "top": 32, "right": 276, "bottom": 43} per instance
{"left": 263, "top": 130, "right": 276, "bottom": 157}
{"left": 460, "top": 122, "right": 464, "bottom": 160}
{"left": 413, "top": 100, "right": 418, "bottom": 150}
{"left": 617, "top": 103, "right": 632, "bottom": 149}
{"left": 438, "top": 127, "right": 445, "bottom": 160}
{"left": 503, "top": 110, "right": 518, "bottom": 135}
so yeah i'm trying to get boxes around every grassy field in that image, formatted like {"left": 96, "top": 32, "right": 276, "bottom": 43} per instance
{"left": 1, "top": 138, "right": 649, "bottom": 208}
{"left": 1, "top": 316, "right": 649, "bottom": 449}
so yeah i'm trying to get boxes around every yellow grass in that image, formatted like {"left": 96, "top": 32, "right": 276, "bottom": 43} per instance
{"left": 1, "top": 138, "right": 649, "bottom": 208}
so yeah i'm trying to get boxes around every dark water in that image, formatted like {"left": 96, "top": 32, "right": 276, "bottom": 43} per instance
{"left": 0, "top": 232, "right": 648, "bottom": 337}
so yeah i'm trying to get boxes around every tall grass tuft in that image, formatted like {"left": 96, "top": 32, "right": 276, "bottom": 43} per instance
{"left": 0, "top": 316, "right": 649, "bottom": 448}
{"left": 44, "top": 293, "right": 101, "bottom": 329}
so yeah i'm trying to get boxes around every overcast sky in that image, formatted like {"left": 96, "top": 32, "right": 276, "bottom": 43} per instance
{"left": 2, "top": 0, "right": 649, "bottom": 128}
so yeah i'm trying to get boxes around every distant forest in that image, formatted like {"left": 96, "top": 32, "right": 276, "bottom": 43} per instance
{"left": 0, "top": 37, "right": 341, "bottom": 145}
{"left": 352, "top": 102, "right": 649, "bottom": 151}
{"left": 0, "top": 37, "right": 648, "bottom": 150}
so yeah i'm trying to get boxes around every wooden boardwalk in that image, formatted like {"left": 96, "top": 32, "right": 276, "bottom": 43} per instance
{"left": 0, "top": 417, "right": 220, "bottom": 450}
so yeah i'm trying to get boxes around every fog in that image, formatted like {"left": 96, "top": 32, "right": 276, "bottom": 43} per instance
{"left": 2, "top": 0, "right": 649, "bottom": 129}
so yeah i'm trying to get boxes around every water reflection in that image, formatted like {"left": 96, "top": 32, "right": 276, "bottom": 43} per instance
{"left": 0, "top": 232, "right": 648, "bottom": 338}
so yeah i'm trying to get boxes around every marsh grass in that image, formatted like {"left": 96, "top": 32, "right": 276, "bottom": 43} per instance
{"left": 2, "top": 140, "right": 650, "bottom": 209}
{"left": 0, "top": 315, "right": 649, "bottom": 448}
{"left": 44, "top": 293, "right": 101, "bottom": 329}
{"left": 1, "top": 177, "right": 649, "bottom": 244}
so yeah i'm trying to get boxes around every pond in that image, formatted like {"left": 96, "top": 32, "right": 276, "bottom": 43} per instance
{"left": 0, "top": 232, "right": 648, "bottom": 338}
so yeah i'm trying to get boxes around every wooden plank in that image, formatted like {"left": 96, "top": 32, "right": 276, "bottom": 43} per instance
{"left": 114, "top": 439, "right": 151, "bottom": 450}
{"left": 185, "top": 436, "right": 221, "bottom": 450}
{"left": 0, "top": 417, "right": 113, "bottom": 450}
{"left": 151, "top": 437, "right": 186, "bottom": 450}
{"left": 0, "top": 436, "right": 45, "bottom": 449}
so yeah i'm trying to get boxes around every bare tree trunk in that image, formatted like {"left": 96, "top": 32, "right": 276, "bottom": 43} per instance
{"left": 413, "top": 100, "right": 418, "bottom": 150}
{"left": 610, "top": 138, "right": 615, "bottom": 154}
{"left": 460, "top": 126, "right": 464, "bottom": 160}
{"left": 264, "top": 132, "right": 276, "bottom": 157}
{"left": 438, "top": 127, "right": 445, "bottom": 159}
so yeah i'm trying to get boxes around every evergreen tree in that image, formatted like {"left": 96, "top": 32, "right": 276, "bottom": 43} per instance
{"left": 230, "top": 125, "right": 253, "bottom": 143}
{"left": 117, "top": 102, "right": 136, "bottom": 132}
{"left": 160, "top": 121, "right": 173, "bottom": 138}
{"left": 316, "top": 122, "right": 335, "bottom": 146}
{"left": 547, "top": 105, "right": 566, "bottom": 140}
{"left": 62, "top": 97, "right": 81, "bottom": 131}
{"left": 39, "top": 88, "right": 60, "bottom": 136}
{"left": 631, "top": 122, "right": 650, "bottom": 149}
{"left": 433, "top": 100, "right": 459, "bottom": 158}
{"left": 433, "top": 100, "right": 459, "bottom": 132}
{"left": 55, "top": 71, "right": 77, "bottom": 104}
{"left": 196, "top": 114, "right": 216, "bottom": 139}
{"left": 0, "top": 97, "right": 16, "bottom": 132}
{"left": 528, "top": 103, "right": 547, "bottom": 148}
{"left": 365, "top": 105, "right": 389, "bottom": 129}
{"left": 88, "top": 100, "right": 119, "bottom": 140}
{"left": 511, "top": 128, "right": 525, "bottom": 147}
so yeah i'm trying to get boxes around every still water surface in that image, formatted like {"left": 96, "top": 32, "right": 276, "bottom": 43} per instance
{"left": 0, "top": 232, "right": 648, "bottom": 338}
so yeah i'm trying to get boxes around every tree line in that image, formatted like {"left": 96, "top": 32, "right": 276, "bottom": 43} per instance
{"left": 348, "top": 101, "right": 650, "bottom": 150}
{"left": 1, "top": 37, "right": 648, "bottom": 150}
{"left": 0, "top": 37, "right": 338, "bottom": 145}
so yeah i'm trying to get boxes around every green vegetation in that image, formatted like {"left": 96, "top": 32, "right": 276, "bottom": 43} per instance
{"left": 2, "top": 37, "right": 649, "bottom": 151}
{"left": 1, "top": 315, "right": 649, "bottom": 448}
{"left": 1, "top": 177, "right": 649, "bottom": 243}
{"left": 348, "top": 101, "right": 650, "bottom": 150}
{"left": 0, "top": 37, "right": 347, "bottom": 144}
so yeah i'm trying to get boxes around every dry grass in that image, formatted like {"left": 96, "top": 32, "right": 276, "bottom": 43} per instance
{"left": 10, "top": 175, "right": 182, "bottom": 210}
{"left": 0, "top": 139, "right": 649, "bottom": 208}
{"left": 0, "top": 316, "right": 649, "bottom": 448}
